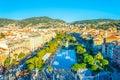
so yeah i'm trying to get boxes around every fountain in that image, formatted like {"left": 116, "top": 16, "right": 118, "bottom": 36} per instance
{"left": 53, "top": 61, "right": 59, "bottom": 65}
{"left": 52, "top": 38, "right": 77, "bottom": 69}
{"left": 65, "top": 40, "right": 70, "bottom": 59}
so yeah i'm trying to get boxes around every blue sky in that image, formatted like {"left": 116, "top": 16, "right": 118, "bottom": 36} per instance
{"left": 0, "top": 0, "right": 120, "bottom": 22}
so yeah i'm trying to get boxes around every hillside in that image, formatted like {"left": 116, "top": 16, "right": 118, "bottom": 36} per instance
{"left": 0, "top": 18, "right": 120, "bottom": 29}
{"left": 72, "top": 19, "right": 120, "bottom": 24}
{"left": 0, "top": 18, "right": 17, "bottom": 27}
{"left": 72, "top": 19, "right": 120, "bottom": 29}
{"left": 0, "top": 17, "right": 67, "bottom": 28}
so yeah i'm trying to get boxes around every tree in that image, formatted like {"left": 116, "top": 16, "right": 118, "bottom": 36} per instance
{"left": 101, "top": 59, "right": 109, "bottom": 66}
{"left": 48, "top": 66, "right": 53, "bottom": 72}
{"left": 26, "top": 33, "right": 65, "bottom": 70}
{"left": 90, "top": 65, "right": 99, "bottom": 71}
{"left": 95, "top": 52, "right": 103, "bottom": 60}
{"left": 12, "top": 59, "right": 18, "bottom": 65}
{"left": 26, "top": 57, "right": 39, "bottom": 70}
{"left": 36, "top": 61, "right": 45, "bottom": 70}
{"left": 4, "top": 57, "right": 10, "bottom": 67}
{"left": 76, "top": 44, "right": 86, "bottom": 54}
{"left": 36, "top": 49, "right": 46, "bottom": 58}
{"left": 72, "top": 63, "right": 86, "bottom": 72}
{"left": 72, "top": 64, "right": 81, "bottom": 72}
{"left": 79, "top": 63, "right": 86, "bottom": 68}
{"left": 27, "top": 64, "right": 35, "bottom": 70}
{"left": 18, "top": 52, "right": 25, "bottom": 59}
{"left": 26, "top": 58, "right": 35, "bottom": 65}
{"left": 84, "top": 54, "right": 94, "bottom": 65}
{"left": 45, "top": 47, "right": 50, "bottom": 52}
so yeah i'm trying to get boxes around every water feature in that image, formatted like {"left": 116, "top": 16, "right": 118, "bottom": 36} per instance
{"left": 52, "top": 41, "right": 77, "bottom": 69}
{"left": 52, "top": 49, "right": 77, "bottom": 69}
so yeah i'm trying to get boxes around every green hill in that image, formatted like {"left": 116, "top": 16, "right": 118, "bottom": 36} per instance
{"left": 72, "top": 19, "right": 120, "bottom": 24}
{"left": 72, "top": 19, "right": 120, "bottom": 29}
{"left": 0, "top": 17, "right": 120, "bottom": 29}
{"left": 0, "top": 17, "right": 66, "bottom": 28}
{"left": 0, "top": 18, "right": 17, "bottom": 27}
{"left": 17, "top": 17, "right": 65, "bottom": 27}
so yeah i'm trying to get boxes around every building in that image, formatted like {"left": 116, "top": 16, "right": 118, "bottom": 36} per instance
{"left": 0, "top": 32, "right": 56, "bottom": 64}
{"left": 106, "top": 35, "right": 120, "bottom": 43}
{"left": 0, "top": 41, "right": 8, "bottom": 64}
{"left": 102, "top": 40, "right": 120, "bottom": 67}
{"left": 0, "top": 48, "right": 7, "bottom": 64}
{"left": 111, "top": 42, "right": 120, "bottom": 67}
{"left": 29, "top": 33, "right": 56, "bottom": 52}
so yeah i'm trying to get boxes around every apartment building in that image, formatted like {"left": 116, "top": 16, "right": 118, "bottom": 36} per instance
{"left": 0, "top": 32, "right": 56, "bottom": 64}
{"left": 29, "top": 33, "right": 56, "bottom": 52}
{"left": 102, "top": 40, "right": 120, "bottom": 67}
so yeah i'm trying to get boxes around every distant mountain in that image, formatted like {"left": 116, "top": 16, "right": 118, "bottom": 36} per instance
{"left": 72, "top": 19, "right": 120, "bottom": 24}
{"left": 0, "top": 18, "right": 17, "bottom": 27}
{"left": 17, "top": 17, "right": 66, "bottom": 27}
{"left": 72, "top": 19, "right": 120, "bottom": 29}
{"left": 0, "top": 17, "right": 120, "bottom": 29}
{"left": 0, "top": 17, "right": 67, "bottom": 28}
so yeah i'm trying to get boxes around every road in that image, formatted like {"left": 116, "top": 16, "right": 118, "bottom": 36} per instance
{"left": 4, "top": 38, "right": 64, "bottom": 79}
{"left": 3, "top": 43, "right": 47, "bottom": 80}
{"left": 71, "top": 33, "right": 89, "bottom": 47}
{"left": 37, "top": 36, "right": 77, "bottom": 80}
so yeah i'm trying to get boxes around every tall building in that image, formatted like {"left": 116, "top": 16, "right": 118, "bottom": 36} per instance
{"left": 102, "top": 40, "right": 120, "bottom": 67}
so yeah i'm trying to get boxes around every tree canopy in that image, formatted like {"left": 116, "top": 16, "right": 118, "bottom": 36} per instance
{"left": 76, "top": 44, "right": 86, "bottom": 54}
{"left": 18, "top": 52, "right": 25, "bottom": 59}
{"left": 26, "top": 33, "right": 65, "bottom": 70}
{"left": 90, "top": 65, "right": 99, "bottom": 71}
{"left": 84, "top": 54, "right": 94, "bottom": 65}
{"left": 4, "top": 57, "right": 10, "bottom": 67}
{"left": 72, "top": 63, "right": 86, "bottom": 72}
{"left": 94, "top": 52, "right": 103, "bottom": 60}
{"left": 100, "top": 59, "right": 109, "bottom": 66}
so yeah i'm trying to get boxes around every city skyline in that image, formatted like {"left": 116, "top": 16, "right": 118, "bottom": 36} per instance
{"left": 0, "top": 0, "right": 120, "bottom": 22}
{"left": 0, "top": 0, "right": 120, "bottom": 79}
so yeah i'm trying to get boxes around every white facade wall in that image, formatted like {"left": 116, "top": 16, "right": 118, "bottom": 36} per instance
{"left": 0, "top": 32, "right": 56, "bottom": 63}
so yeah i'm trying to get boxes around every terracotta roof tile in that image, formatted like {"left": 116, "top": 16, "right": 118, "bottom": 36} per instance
{"left": 107, "top": 35, "right": 119, "bottom": 40}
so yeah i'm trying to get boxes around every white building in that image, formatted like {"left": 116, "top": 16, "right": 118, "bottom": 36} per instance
{"left": 0, "top": 32, "right": 56, "bottom": 64}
